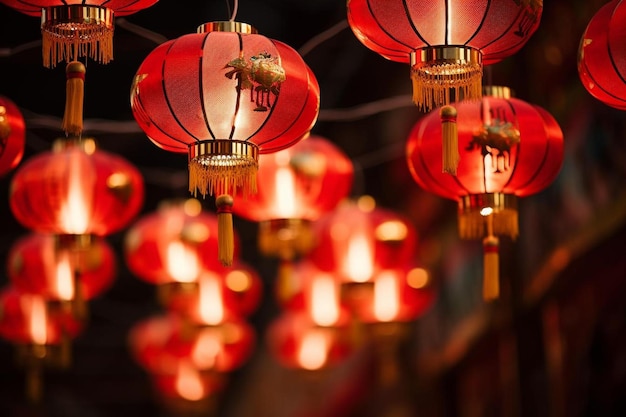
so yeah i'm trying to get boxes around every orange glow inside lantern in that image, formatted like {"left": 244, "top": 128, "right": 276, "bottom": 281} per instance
{"left": 373, "top": 271, "right": 400, "bottom": 323}
{"left": 192, "top": 327, "right": 222, "bottom": 370}
{"left": 273, "top": 152, "right": 298, "bottom": 218}
{"left": 26, "top": 295, "right": 48, "bottom": 346}
{"left": 297, "top": 328, "right": 330, "bottom": 370}
{"left": 198, "top": 273, "right": 225, "bottom": 326}
{"left": 175, "top": 361, "right": 206, "bottom": 401}
{"left": 309, "top": 273, "right": 340, "bottom": 327}
{"left": 165, "top": 241, "right": 200, "bottom": 284}
{"left": 54, "top": 251, "right": 75, "bottom": 301}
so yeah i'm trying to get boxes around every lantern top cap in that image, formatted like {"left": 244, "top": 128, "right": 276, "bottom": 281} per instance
{"left": 197, "top": 21, "right": 258, "bottom": 35}
{"left": 52, "top": 137, "right": 97, "bottom": 153}
{"left": 483, "top": 86, "right": 514, "bottom": 99}
{"left": 41, "top": 5, "right": 114, "bottom": 28}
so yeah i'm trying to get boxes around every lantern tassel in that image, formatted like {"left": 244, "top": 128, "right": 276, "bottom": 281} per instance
{"left": 62, "top": 61, "right": 86, "bottom": 137}
{"left": 411, "top": 62, "right": 482, "bottom": 110}
{"left": 440, "top": 105, "right": 459, "bottom": 175}
{"left": 216, "top": 194, "right": 235, "bottom": 267}
{"left": 482, "top": 214, "right": 499, "bottom": 301}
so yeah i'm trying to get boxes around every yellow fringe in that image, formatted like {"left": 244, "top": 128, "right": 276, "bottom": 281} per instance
{"left": 458, "top": 208, "right": 518, "bottom": 240}
{"left": 411, "top": 62, "right": 482, "bottom": 111}
{"left": 42, "top": 24, "right": 113, "bottom": 68}
{"left": 188, "top": 157, "right": 258, "bottom": 198}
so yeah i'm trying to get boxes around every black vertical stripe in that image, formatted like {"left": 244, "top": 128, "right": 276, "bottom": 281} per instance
{"left": 199, "top": 32, "right": 216, "bottom": 141}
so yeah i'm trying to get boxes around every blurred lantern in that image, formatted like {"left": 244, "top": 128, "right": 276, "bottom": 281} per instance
{"left": 165, "top": 261, "right": 262, "bottom": 324}
{"left": 0, "top": 286, "right": 83, "bottom": 402}
{"left": 347, "top": 0, "right": 542, "bottom": 111}
{"left": 578, "top": 0, "right": 626, "bottom": 110}
{"left": 8, "top": 233, "right": 116, "bottom": 320}
{"left": 233, "top": 135, "right": 353, "bottom": 258}
{"left": 10, "top": 137, "right": 144, "bottom": 240}
{"left": 308, "top": 197, "right": 418, "bottom": 292}
{"left": 0, "top": 0, "right": 158, "bottom": 67}
{"left": 267, "top": 310, "right": 354, "bottom": 371}
{"left": 0, "top": 95, "right": 25, "bottom": 176}
{"left": 351, "top": 266, "right": 434, "bottom": 324}
{"left": 124, "top": 199, "right": 244, "bottom": 309}
{"left": 129, "top": 314, "right": 255, "bottom": 377}
{"left": 406, "top": 86, "right": 564, "bottom": 300}
{"left": 131, "top": 21, "right": 320, "bottom": 266}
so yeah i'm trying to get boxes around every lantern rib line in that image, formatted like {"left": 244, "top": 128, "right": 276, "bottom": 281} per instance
{"left": 607, "top": 39, "right": 626, "bottom": 86}
{"left": 500, "top": 99, "right": 520, "bottom": 192}
{"left": 199, "top": 33, "right": 216, "bottom": 141}
{"left": 400, "top": 0, "right": 429, "bottom": 47}
{"left": 580, "top": 61, "right": 626, "bottom": 104}
{"left": 228, "top": 33, "right": 245, "bottom": 141}
{"left": 464, "top": 0, "right": 491, "bottom": 47}
{"left": 160, "top": 40, "right": 202, "bottom": 143}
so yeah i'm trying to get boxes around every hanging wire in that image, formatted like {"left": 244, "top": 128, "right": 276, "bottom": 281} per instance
{"left": 298, "top": 19, "right": 349, "bottom": 57}
{"left": 229, "top": 0, "right": 239, "bottom": 22}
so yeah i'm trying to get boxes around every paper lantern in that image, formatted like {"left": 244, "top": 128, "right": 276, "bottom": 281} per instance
{"left": 0, "top": 0, "right": 158, "bottom": 67}
{"left": 308, "top": 197, "right": 418, "bottom": 286}
{"left": 267, "top": 310, "right": 354, "bottom": 371}
{"left": 578, "top": 0, "right": 626, "bottom": 110}
{"left": 10, "top": 138, "right": 144, "bottom": 237}
{"left": 129, "top": 314, "right": 255, "bottom": 375}
{"left": 233, "top": 134, "right": 353, "bottom": 262}
{"left": 8, "top": 233, "right": 116, "bottom": 302}
{"left": 164, "top": 261, "right": 262, "bottom": 323}
{"left": 350, "top": 266, "right": 434, "bottom": 324}
{"left": 347, "top": 0, "right": 542, "bottom": 110}
{"left": 0, "top": 95, "right": 25, "bottom": 176}
{"left": 406, "top": 86, "right": 563, "bottom": 300}
{"left": 131, "top": 21, "right": 320, "bottom": 266}
{"left": 124, "top": 199, "right": 239, "bottom": 287}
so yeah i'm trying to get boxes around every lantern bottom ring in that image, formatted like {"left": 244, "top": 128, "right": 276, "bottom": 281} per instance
{"left": 41, "top": 5, "right": 114, "bottom": 68}
{"left": 410, "top": 46, "right": 483, "bottom": 110}
{"left": 188, "top": 140, "right": 259, "bottom": 197}
{"left": 458, "top": 193, "right": 518, "bottom": 240}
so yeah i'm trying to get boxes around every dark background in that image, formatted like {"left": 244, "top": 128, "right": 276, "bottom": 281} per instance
{"left": 0, "top": 1, "right": 625, "bottom": 416}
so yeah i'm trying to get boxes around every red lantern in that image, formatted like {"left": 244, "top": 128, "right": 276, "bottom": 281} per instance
{"left": 150, "top": 360, "right": 225, "bottom": 403}
{"left": 0, "top": 0, "right": 158, "bottom": 67}
{"left": 8, "top": 233, "right": 116, "bottom": 302}
{"left": 233, "top": 134, "right": 353, "bottom": 263}
{"left": 578, "top": 0, "right": 626, "bottom": 110}
{"left": 347, "top": 0, "right": 542, "bottom": 110}
{"left": 308, "top": 197, "right": 418, "bottom": 286}
{"left": 350, "top": 266, "right": 435, "bottom": 324}
{"left": 266, "top": 310, "right": 354, "bottom": 371}
{"left": 10, "top": 138, "right": 144, "bottom": 237}
{"left": 129, "top": 314, "right": 255, "bottom": 375}
{"left": 406, "top": 86, "right": 563, "bottom": 300}
{"left": 0, "top": 95, "right": 25, "bottom": 176}
{"left": 165, "top": 261, "right": 262, "bottom": 323}
{"left": 124, "top": 199, "right": 239, "bottom": 286}
{"left": 131, "top": 21, "right": 320, "bottom": 266}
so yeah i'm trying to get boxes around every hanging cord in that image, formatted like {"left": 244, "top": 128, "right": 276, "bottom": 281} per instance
{"left": 298, "top": 19, "right": 349, "bottom": 57}
{"left": 229, "top": 0, "right": 239, "bottom": 22}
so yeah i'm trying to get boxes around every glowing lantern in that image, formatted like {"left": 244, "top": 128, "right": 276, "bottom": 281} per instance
{"left": 578, "top": 0, "right": 626, "bottom": 110}
{"left": 0, "top": 95, "right": 25, "bottom": 176}
{"left": 151, "top": 359, "right": 225, "bottom": 405}
{"left": 129, "top": 314, "right": 255, "bottom": 375}
{"left": 10, "top": 138, "right": 144, "bottom": 238}
{"left": 131, "top": 21, "right": 320, "bottom": 266}
{"left": 165, "top": 261, "right": 262, "bottom": 323}
{"left": 0, "top": 286, "right": 83, "bottom": 401}
{"left": 8, "top": 234, "right": 116, "bottom": 314}
{"left": 233, "top": 135, "right": 353, "bottom": 260}
{"left": 347, "top": 0, "right": 542, "bottom": 111}
{"left": 266, "top": 310, "right": 354, "bottom": 371}
{"left": 0, "top": 0, "right": 158, "bottom": 67}
{"left": 308, "top": 197, "right": 417, "bottom": 287}
{"left": 406, "top": 86, "right": 564, "bottom": 300}
{"left": 125, "top": 199, "right": 229, "bottom": 284}
{"left": 351, "top": 266, "right": 435, "bottom": 324}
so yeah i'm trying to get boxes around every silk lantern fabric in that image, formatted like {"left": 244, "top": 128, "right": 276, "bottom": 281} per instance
{"left": 347, "top": 0, "right": 542, "bottom": 110}
{"left": 0, "top": 95, "right": 25, "bottom": 176}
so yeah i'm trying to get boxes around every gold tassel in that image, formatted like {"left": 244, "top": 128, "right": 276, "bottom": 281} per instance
{"left": 458, "top": 208, "right": 519, "bottom": 240}
{"left": 440, "top": 105, "right": 459, "bottom": 175}
{"left": 483, "top": 235, "right": 500, "bottom": 301}
{"left": 188, "top": 157, "right": 257, "bottom": 198}
{"left": 216, "top": 194, "right": 235, "bottom": 267}
{"left": 62, "top": 61, "right": 86, "bottom": 137}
